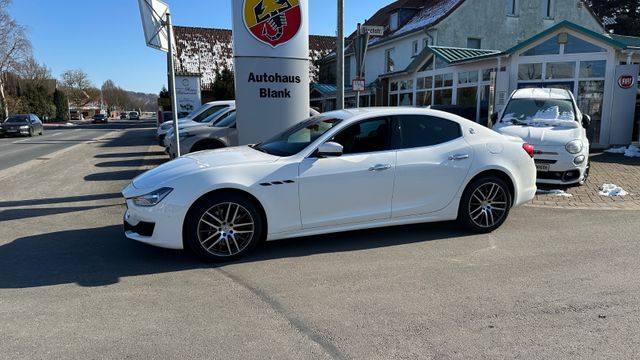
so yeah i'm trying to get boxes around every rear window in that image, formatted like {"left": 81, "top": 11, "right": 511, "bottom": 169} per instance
{"left": 397, "top": 115, "right": 462, "bottom": 149}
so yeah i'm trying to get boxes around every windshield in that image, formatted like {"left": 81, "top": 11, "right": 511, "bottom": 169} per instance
{"left": 502, "top": 98, "right": 576, "bottom": 125}
{"left": 214, "top": 112, "right": 236, "bottom": 128}
{"left": 5, "top": 115, "right": 29, "bottom": 124}
{"left": 254, "top": 116, "right": 342, "bottom": 157}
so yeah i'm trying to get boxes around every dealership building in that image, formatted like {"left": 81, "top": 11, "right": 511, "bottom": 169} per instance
{"left": 315, "top": 0, "right": 640, "bottom": 148}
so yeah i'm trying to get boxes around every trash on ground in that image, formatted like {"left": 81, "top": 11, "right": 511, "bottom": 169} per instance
{"left": 536, "top": 189, "right": 573, "bottom": 197}
{"left": 599, "top": 184, "right": 627, "bottom": 197}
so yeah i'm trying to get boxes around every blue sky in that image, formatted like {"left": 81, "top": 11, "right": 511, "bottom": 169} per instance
{"left": 9, "top": 0, "right": 391, "bottom": 94}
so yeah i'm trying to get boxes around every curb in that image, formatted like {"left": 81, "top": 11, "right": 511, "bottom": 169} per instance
{"left": 0, "top": 130, "right": 123, "bottom": 182}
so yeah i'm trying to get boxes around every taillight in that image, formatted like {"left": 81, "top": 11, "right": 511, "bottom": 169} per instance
{"left": 523, "top": 143, "right": 534, "bottom": 158}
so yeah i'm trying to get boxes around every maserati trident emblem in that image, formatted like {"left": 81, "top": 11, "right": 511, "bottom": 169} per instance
{"left": 243, "top": 0, "right": 301, "bottom": 48}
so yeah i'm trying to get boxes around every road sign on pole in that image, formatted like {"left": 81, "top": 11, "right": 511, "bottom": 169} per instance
{"left": 360, "top": 25, "right": 384, "bottom": 37}
{"left": 352, "top": 79, "right": 365, "bottom": 92}
{"left": 138, "top": 0, "right": 181, "bottom": 156}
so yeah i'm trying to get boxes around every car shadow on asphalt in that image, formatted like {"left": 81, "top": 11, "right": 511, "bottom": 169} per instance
{"left": 95, "top": 151, "right": 166, "bottom": 159}
{"left": 0, "top": 193, "right": 122, "bottom": 208}
{"left": 0, "top": 221, "right": 468, "bottom": 289}
{"left": 94, "top": 159, "right": 166, "bottom": 168}
{"left": 85, "top": 170, "right": 147, "bottom": 181}
{"left": 0, "top": 205, "right": 117, "bottom": 222}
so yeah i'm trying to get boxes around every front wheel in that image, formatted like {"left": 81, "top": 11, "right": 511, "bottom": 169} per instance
{"left": 28, "top": 128, "right": 33, "bottom": 137}
{"left": 184, "top": 193, "right": 265, "bottom": 262}
{"left": 458, "top": 176, "right": 512, "bottom": 233}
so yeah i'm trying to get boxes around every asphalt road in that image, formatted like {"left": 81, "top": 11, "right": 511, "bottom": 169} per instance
{"left": 0, "top": 119, "right": 156, "bottom": 172}
{"left": 0, "top": 125, "right": 639, "bottom": 359}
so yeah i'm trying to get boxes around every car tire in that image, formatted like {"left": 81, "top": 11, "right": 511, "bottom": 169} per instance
{"left": 458, "top": 176, "right": 512, "bottom": 233}
{"left": 580, "top": 162, "right": 590, "bottom": 185}
{"left": 184, "top": 192, "right": 265, "bottom": 262}
{"left": 28, "top": 128, "right": 33, "bottom": 137}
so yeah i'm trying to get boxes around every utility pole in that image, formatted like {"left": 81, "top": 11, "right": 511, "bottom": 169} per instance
{"left": 336, "top": 0, "right": 344, "bottom": 110}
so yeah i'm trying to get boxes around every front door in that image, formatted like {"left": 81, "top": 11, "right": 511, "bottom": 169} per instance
{"left": 299, "top": 117, "right": 396, "bottom": 229}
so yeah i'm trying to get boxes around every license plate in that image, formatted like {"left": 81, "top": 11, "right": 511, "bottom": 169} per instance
{"left": 536, "top": 163, "right": 550, "bottom": 172}
{"left": 6, "top": 129, "right": 17, "bottom": 132}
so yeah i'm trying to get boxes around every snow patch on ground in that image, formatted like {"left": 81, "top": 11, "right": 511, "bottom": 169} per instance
{"left": 599, "top": 184, "right": 628, "bottom": 197}
{"left": 537, "top": 189, "right": 573, "bottom": 197}
{"left": 605, "top": 145, "right": 640, "bottom": 157}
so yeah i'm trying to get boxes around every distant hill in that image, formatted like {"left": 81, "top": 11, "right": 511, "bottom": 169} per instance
{"left": 126, "top": 90, "right": 158, "bottom": 112}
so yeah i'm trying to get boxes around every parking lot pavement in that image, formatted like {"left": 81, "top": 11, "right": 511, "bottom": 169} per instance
{"left": 1, "top": 126, "right": 640, "bottom": 359}
{"left": 531, "top": 152, "right": 640, "bottom": 210}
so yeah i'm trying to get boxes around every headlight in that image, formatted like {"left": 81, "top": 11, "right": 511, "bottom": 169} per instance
{"left": 565, "top": 140, "right": 583, "bottom": 154}
{"left": 19, "top": 125, "right": 29, "bottom": 129}
{"left": 131, "top": 187, "right": 173, "bottom": 207}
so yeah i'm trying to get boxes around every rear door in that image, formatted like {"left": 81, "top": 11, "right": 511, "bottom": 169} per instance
{"left": 392, "top": 115, "right": 473, "bottom": 217}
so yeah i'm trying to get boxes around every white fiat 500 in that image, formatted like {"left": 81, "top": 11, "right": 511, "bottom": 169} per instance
{"left": 493, "top": 88, "right": 591, "bottom": 185}
{"left": 123, "top": 108, "right": 537, "bottom": 261}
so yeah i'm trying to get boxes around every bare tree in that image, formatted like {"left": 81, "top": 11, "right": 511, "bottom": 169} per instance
{"left": 0, "top": 0, "right": 32, "bottom": 117}
{"left": 102, "top": 79, "right": 133, "bottom": 111}
{"left": 15, "top": 56, "right": 51, "bottom": 82}
{"left": 60, "top": 69, "right": 96, "bottom": 108}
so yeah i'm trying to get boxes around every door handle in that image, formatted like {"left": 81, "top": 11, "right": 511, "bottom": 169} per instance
{"left": 369, "top": 164, "right": 392, "bottom": 171}
{"left": 448, "top": 154, "right": 470, "bottom": 161}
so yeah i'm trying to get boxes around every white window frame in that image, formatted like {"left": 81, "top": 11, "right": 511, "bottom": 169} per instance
{"left": 467, "top": 38, "right": 482, "bottom": 49}
{"left": 385, "top": 48, "right": 396, "bottom": 73}
{"left": 544, "top": 0, "right": 555, "bottom": 19}
{"left": 390, "top": 12, "right": 398, "bottom": 31}
{"left": 412, "top": 40, "right": 419, "bottom": 57}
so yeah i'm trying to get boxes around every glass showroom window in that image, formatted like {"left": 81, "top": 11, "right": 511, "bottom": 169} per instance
{"left": 399, "top": 80, "right": 414, "bottom": 106}
{"left": 416, "top": 75, "right": 434, "bottom": 107}
{"left": 521, "top": 37, "right": 560, "bottom": 56}
{"left": 457, "top": 70, "right": 479, "bottom": 107}
{"left": 433, "top": 73, "right": 453, "bottom": 105}
{"left": 518, "top": 63, "right": 543, "bottom": 81}
{"left": 576, "top": 60, "right": 606, "bottom": 144}
{"left": 545, "top": 62, "right": 575, "bottom": 80}
{"left": 389, "top": 81, "right": 399, "bottom": 106}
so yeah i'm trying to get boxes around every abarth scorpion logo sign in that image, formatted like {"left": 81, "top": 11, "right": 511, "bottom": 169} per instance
{"left": 244, "top": 0, "right": 301, "bottom": 48}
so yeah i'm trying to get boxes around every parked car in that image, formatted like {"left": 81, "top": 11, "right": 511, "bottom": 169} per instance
{"left": 163, "top": 106, "right": 237, "bottom": 148}
{"left": 430, "top": 104, "right": 490, "bottom": 127}
{"left": 123, "top": 107, "right": 537, "bottom": 262}
{"left": 120, "top": 112, "right": 128, "bottom": 119}
{"left": 92, "top": 114, "right": 109, "bottom": 124}
{"left": 129, "top": 111, "right": 140, "bottom": 120}
{"left": 69, "top": 110, "right": 84, "bottom": 121}
{"left": 492, "top": 88, "right": 591, "bottom": 185}
{"left": 169, "top": 109, "right": 320, "bottom": 158}
{"left": 156, "top": 101, "right": 235, "bottom": 146}
{"left": 0, "top": 114, "right": 44, "bottom": 137}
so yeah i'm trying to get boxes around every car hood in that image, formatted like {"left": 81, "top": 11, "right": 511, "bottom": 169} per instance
{"left": 129, "top": 146, "right": 277, "bottom": 190}
{"left": 493, "top": 121, "right": 582, "bottom": 146}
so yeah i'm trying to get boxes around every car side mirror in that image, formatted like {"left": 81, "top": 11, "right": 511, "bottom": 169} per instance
{"left": 582, "top": 114, "right": 591, "bottom": 129}
{"left": 316, "top": 142, "right": 343, "bottom": 158}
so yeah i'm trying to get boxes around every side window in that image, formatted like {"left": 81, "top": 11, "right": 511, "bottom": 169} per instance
{"left": 331, "top": 118, "right": 392, "bottom": 155}
{"left": 398, "top": 115, "right": 462, "bottom": 148}
{"left": 193, "top": 105, "right": 226, "bottom": 122}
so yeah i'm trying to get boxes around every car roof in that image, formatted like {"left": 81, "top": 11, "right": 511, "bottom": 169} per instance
{"left": 511, "top": 88, "right": 572, "bottom": 100}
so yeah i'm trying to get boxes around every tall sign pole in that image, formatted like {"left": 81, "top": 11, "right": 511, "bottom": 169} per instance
{"left": 336, "top": 0, "right": 344, "bottom": 110}
{"left": 137, "top": 0, "right": 181, "bottom": 156}
{"left": 165, "top": 12, "right": 180, "bottom": 156}
{"left": 232, "top": 0, "right": 310, "bottom": 145}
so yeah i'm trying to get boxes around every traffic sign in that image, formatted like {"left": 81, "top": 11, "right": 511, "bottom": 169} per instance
{"left": 138, "top": 0, "right": 169, "bottom": 52}
{"left": 360, "top": 25, "right": 384, "bottom": 37}
{"left": 352, "top": 79, "right": 365, "bottom": 92}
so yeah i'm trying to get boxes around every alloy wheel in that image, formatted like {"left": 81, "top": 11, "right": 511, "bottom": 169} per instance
{"left": 468, "top": 182, "right": 508, "bottom": 228}
{"left": 197, "top": 202, "right": 255, "bottom": 257}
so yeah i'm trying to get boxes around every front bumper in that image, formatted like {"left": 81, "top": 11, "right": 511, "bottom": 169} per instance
{"left": 533, "top": 145, "right": 588, "bottom": 185}
{"left": 122, "top": 195, "right": 187, "bottom": 250}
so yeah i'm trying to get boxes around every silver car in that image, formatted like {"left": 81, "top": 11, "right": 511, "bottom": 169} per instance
{"left": 168, "top": 109, "right": 321, "bottom": 158}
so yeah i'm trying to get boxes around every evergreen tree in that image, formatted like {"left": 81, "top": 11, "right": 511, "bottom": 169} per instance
{"left": 586, "top": 0, "right": 640, "bottom": 36}
{"left": 212, "top": 69, "right": 235, "bottom": 100}
{"left": 53, "top": 88, "right": 68, "bottom": 121}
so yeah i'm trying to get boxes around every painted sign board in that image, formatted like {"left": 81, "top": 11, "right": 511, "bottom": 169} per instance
{"left": 610, "top": 64, "right": 639, "bottom": 145}
{"left": 175, "top": 75, "right": 202, "bottom": 114}
{"left": 232, "top": 0, "right": 310, "bottom": 145}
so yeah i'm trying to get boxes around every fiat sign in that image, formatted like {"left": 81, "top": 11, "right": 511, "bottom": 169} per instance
{"left": 618, "top": 74, "right": 635, "bottom": 89}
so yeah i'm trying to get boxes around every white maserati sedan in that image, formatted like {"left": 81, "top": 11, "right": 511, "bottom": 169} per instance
{"left": 123, "top": 108, "right": 537, "bottom": 261}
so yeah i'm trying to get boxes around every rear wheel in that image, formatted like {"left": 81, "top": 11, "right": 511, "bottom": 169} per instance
{"left": 458, "top": 176, "right": 512, "bottom": 233}
{"left": 184, "top": 193, "right": 265, "bottom": 262}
